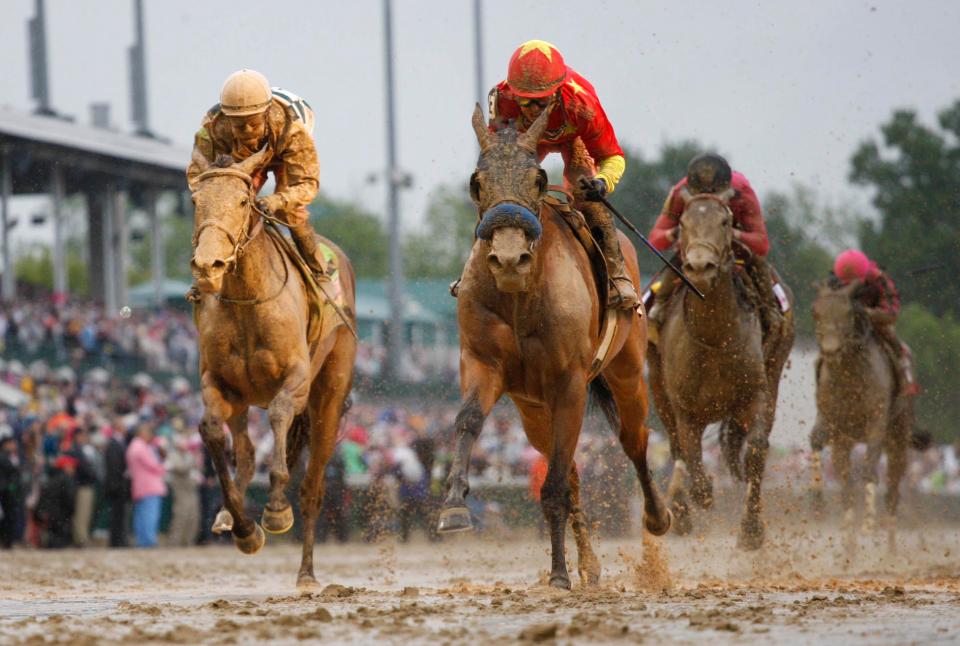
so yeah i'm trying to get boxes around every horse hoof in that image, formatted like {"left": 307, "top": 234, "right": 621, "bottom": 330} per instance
{"left": 297, "top": 575, "right": 321, "bottom": 593}
{"left": 549, "top": 574, "right": 571, "bottom": 590}
{"left": 644, "top": 508, "right": 673, "bottom": 537}
{"left": 436, "top": 506, "right": 473, "bottom": 534}
{"left": 211, "top": 509, "right": 234, "bottom": 534}
{"left": 234, "top": 524, "right": 266, "bottom": 555}
{"left": 262, "top": 506, "right": 294, "bottom": 534}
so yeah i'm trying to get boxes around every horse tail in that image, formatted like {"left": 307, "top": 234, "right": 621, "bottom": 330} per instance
{"left": 719, "top": 419, "right": 747, "bottom": 481}
{"left": 285, "top": 414, "right": 310, "bottom": 473}
{"left": 589, "top": 376, "right": 621, "bottom": 433}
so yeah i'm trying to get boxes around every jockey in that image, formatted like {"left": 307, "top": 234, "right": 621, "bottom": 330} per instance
{"left": 186, "top": 69, "right": 326, "bottom": 299}
{"left": 647, "top": 154, "right": 783, "bottom": 344}
{"left": 833, "top": 249, "right": 918, "bottom": 396}
{"left": 487, "top": 40, "right": 637, "bottom": 309}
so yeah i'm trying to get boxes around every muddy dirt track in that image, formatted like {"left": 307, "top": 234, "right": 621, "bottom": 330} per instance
{"left": 2, "top": 508, "right": 959, "bottom": 646}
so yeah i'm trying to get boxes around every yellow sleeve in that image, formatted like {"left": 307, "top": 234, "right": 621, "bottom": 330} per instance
{"left": 595, "top": 154, "right": 626, "bottom": 193}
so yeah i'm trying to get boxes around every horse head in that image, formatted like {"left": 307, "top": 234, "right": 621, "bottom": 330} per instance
{"left": 813, "top": 279, "right": 864, "bottom": 355}
{"left": 677, "top": 186, "right": 737, "bottom": 294}
{"left": 189, "top": 147, "right": 269, "bottom": 295}
{"left": 469, "top": 103, "right": 550, "bottom": 293}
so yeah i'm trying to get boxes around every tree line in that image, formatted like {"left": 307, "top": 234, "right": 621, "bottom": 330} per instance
{"left": 13, "top": 100, "right": 960, "bottom": 440}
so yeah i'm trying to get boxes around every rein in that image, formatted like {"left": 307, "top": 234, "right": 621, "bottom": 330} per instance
{"left": 192, "top": 167, "right": 290, "bottom": 306}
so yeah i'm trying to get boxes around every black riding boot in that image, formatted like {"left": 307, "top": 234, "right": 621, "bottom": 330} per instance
{"left": 580, "top": 201, "right": 639, "bottom": 309}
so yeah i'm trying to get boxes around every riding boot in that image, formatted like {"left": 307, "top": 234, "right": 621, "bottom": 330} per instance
{"left": 289, "top": 222, "right": 329, "bottom": 283}
{"left": 747, "top": 256, "right": 782, "bottom": 355}
{"left": 579, "top": 201, "right": 639, "bottom": 310}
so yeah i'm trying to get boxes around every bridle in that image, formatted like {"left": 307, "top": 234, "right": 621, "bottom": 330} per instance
{"left": 678, "top": 193, "right": 736, "bottom": 348}
{"left": 191, "top": 167, "right": 288, "bottom": 305}
{"left": 678, "top": 193, "right": 734, "bottom": 268}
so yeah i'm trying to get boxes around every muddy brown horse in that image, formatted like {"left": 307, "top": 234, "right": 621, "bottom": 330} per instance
{"left": 647, "top": 188, "right": 794, "bottom": 550}
{"left": 808, "top": 280, "right": 915, "bottom": 543}
{"left": 436, "top": 105, "right": 671, "bottom": 589}
{"left": 190, "top": 149, "right": 356, "bottom": 588}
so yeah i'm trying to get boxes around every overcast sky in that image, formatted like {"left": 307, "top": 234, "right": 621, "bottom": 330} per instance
{"left": 2, "top": 0, "right": 959, "bottom": 238}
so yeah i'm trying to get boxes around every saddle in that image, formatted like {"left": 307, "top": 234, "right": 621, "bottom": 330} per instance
{"left": 542, "top": 189, "right": 624, "bottom": 379}
{"left": 263, "top": 224, "right": 352, "bottom": 348}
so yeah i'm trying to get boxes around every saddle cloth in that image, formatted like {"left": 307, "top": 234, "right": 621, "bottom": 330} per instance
{"left": 264, "top": 224, "right": 349, "bottom": 348}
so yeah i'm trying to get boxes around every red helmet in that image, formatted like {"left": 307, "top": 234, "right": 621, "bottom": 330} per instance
{"left": 507, "top": 40, "right": 568, "bottom": 98}
{"left": 834, "top": 249, "right": 878, "bottom": 283}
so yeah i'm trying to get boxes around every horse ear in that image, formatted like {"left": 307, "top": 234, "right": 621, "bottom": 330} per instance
{"left": 234, "top": 145, "right": 270, "bottom": 177}
{"left": 717, "top": 186, "right": 736, "bottom": 203}
{"left": 518, "top": 101, "right": 551, "bottom": 152}
{"left": 472, "top": 103, "right": 492, "bottom": 151}
{"left": 191, "top": 148, "right": 211, "bottom": 174}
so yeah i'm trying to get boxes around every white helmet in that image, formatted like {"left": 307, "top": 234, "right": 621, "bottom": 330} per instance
{"left": 220, "top": 69, "right": 272, "bottom": 117}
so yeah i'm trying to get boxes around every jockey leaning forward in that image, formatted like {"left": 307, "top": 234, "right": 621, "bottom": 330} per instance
{"left": 185, "top": 69, "right": 326, "bottom": 301}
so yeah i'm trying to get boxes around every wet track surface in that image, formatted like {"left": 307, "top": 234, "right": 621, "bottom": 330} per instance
{"left": 1, "top": 514, "right": 959, "bottom": 645}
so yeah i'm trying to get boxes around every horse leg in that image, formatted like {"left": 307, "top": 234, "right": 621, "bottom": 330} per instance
{"left": 198, "top": 380, "right": 263, "bottom": 554}
{"left": 541, "top": 376, "right": 588, "bottom": 590}
{"left": 602, "top": 341, "right": 672, "bottom": 536}
{"left": 262, "top": 365, "right": 311, "bottom": 534}
{"left": 809, "top": 415, "right": 829, "bottom": 513}
{"left": 883, "top": 416, "right": 908, "bottom": 553}
{"left": 298, "top": 337, "right": 354, "bottom": 590}
{"left": 832, "top": 437, "right": 856, "bottom": 553}
{"left": 736, "top": 394, "right": 773, "bottom": 551}
{"left": 675, "top": 413, "right": 712, "bottom": 512}
{"left": 437, "top": 355, "right": 502, "bottom": 533}
{"left": 861, "top": 416, "right": 887, "bottom": 535}
{"left": 515, "top": 401, "right": 601, "bottom": 587}
{"left": 212, "top": 411, "right": 252, "bottom": 534}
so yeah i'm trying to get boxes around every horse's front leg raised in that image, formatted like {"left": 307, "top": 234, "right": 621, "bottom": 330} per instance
{"left": 199, "top": 378, "right": 264, "bottom": 554}
{"left": 736, "top": 393, "right": 773, "bottom": 551}
{"left": 262, "top": 364, "right": 311, "bottom": 534}
{"left": 437, "top": 355, "right": 502, "bottom": 533}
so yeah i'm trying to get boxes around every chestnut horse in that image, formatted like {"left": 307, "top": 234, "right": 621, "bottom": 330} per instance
{"left": 436, "top": 105, "right": 671, "bottom": 589}
{"left": 190, "top": 149, "right": 356, "bottom": 589}
{"left": 647, "top": 188, "right": 794, "bottom": 550}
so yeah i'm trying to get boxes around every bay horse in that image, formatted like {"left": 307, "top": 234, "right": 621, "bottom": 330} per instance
{"left": 647, "top": 187, "right": 794, "bottom": 550}
{"left": 809, "top": 279, "right": 914, "bottom": 545}
{"left": 436, "top": 105, "right": 671, "bottom": 589}
{"left": 190, "top": 148, "right": 356, "bottom": 588}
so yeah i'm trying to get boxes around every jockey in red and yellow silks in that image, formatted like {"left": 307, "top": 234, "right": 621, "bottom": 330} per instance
{"left": 485, "top": 40, "right": 636, "bottom": 309}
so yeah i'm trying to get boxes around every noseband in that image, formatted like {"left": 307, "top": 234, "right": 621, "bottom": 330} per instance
{"left": 680, "top": 193, "right": 734, "bottom": 264}
{"left": 191, "top": 167, "right": 267, "bottom": 274}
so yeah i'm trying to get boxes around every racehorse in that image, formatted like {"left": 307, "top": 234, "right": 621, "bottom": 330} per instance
{"left": 809, "top": 279, "right": 916, "bottom": 546}
{"left": 436, "top": 105, "right": 671, "bottom": 589}
{"left": 190, "top": 148, "right": 356, "bottom": 588}
{"left": 647, "top": 187, "right": 794, "bottom": 550}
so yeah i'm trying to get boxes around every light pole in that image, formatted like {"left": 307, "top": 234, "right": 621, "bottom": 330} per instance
{"left": 382, "top": 0, "right": 405, "bottom": 382}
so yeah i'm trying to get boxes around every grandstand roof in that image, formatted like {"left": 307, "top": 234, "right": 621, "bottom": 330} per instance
{"left": 0, "top": 107, "right": 189, "bottom": 187}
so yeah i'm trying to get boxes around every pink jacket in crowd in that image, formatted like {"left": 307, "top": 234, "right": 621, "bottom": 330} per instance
{"left": 126, "top": 436, "right": 167, "bottom": 501}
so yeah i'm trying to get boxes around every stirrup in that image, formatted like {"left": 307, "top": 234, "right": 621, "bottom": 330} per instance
{"left": 608, "top": 277, "right": 639, "bottom": 310}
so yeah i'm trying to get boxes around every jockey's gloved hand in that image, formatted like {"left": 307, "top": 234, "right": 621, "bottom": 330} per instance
{"left": 579, "top": 177, "right": 608, "bottom": 202}
{"left": 256, "top": 194, "right": 284, "bottom": 215}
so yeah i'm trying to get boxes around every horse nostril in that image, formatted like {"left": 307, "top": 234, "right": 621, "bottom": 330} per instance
{"left": 211, "top": 260, "right": 227, "bottom": 272}
{"left": 487, "top": 254, "right": 502, "bottom": 270}
{"left": 517, "top": 252, "right": 532, "bottom": 268}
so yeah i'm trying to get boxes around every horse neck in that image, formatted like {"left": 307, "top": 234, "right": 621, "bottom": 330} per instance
{"left": 220, "top": 232, "right": 278, "bottom": 301}
{"left": 682, "top": 262, "right": 742, "bottom": 347}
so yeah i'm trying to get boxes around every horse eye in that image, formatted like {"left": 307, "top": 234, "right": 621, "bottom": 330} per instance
{"left": 240, "top": 198, "right": 248, "bottom": 206}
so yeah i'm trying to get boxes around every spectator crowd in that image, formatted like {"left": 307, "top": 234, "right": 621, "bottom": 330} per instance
{"left": 1, "top": 298, "right": 959, "bottom": 551}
